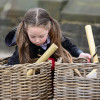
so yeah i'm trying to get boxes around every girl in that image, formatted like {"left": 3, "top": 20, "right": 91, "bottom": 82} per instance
{"left": 5, "top": 8, "right": 91, "bottom": 65}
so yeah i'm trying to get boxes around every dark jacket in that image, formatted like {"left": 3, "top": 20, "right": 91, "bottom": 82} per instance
{"left": 5, "top": 28, "right": 83, "bottom": 65}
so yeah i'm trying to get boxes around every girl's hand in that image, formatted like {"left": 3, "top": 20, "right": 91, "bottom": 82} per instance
{"left": 79, "top": 53, "right": 91, "bottom": 63}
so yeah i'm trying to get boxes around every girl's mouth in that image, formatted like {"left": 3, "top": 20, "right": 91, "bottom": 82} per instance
{"left": 36, "top": 44, "right": 41, "bottom": 46}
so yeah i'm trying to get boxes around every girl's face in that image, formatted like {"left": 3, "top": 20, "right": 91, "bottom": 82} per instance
{"left": 27, "top": 26, "right": 49, "bottom": 46}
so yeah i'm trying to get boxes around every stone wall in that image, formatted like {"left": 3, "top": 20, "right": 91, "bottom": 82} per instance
{"left": 60, "top": 0, "right": 100, "bottom": 55}
{"left": 60, "top": 22, "right": 100, "bottom": 54}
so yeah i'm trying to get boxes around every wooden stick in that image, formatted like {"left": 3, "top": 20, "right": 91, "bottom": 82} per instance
{"left": 85, "top": 25, "right": 99, "bottom": 78}
{"left": 27, "top": 43, "right": 58, "bottom": 76}
{"left": 74, "top": 69, "right": 82, "bottom": 77}
{"left": 36, "top": 43, "right": 58, "bottom": 63}
{"left": 85, "top": 25, "right": 99, "bottom": 63}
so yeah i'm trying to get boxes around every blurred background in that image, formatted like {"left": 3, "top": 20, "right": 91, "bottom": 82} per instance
{"left": 0, "top": 0, "right": 100, "bottom": 58}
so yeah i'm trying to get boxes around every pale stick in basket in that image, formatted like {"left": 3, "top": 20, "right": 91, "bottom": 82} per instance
{"left": 85, "top": 25, "right": 99, "bottom": 78}
{"left": 27, "top": 43, "right": 58, "bottom": 76}
{"left": 74, "top": 68, "right": 82, "bottom": 77}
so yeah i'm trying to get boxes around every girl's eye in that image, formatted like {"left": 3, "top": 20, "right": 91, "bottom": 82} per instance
{"left": 31, "top": 36, "right": 35, "bottom": 38}
{"left": 40, "top": 36, "right": 44, "bottom": 38}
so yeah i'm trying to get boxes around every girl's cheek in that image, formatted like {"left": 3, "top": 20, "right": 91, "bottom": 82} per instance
{"left": 29, "top": 38, "right": 35, "bottom": 43}
{"left": 42, "top": 37, "right": 47, "bottom": 43}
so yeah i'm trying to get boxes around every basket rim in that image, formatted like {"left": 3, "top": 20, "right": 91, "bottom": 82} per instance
{"left": 55, "top": 62, "right": 100, "bottom": 69}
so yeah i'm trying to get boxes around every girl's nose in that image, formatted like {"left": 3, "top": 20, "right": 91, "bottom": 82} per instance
{"left": 35, "top": 38, "right": 40, "bottom": 43}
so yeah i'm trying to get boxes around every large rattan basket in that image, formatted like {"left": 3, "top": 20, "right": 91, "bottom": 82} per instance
{"left": 54, "top": 58, "right": 100, "bottom": 100}
{"left": 0, "top": 58, "right": 53, "bottom": 100}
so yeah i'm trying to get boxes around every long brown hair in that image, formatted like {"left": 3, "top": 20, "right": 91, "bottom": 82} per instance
{"left": 16, "top": 8, "right": 72, "bottom": 63}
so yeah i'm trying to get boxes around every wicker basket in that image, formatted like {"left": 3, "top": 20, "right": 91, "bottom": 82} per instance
{"left": 54, "top": 62, "right": 100, "bottom": 100}
{"left": 72, "top": 57, "right": 100, "bottom": 63}
{"left": 72, "top": 57, "right": 87, "bottom": 63}
{"left": 0, "top": 59, "right": 53, "bottom": 100}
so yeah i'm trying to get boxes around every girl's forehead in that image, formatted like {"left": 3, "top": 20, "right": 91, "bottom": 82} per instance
{"left": 28, "top": 25, "right": 46, "bottom": 30}
{"left": 27, "top": 26, "right": 49, "bottom": 35}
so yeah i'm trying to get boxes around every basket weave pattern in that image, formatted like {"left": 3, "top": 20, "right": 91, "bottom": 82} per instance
{"left": 54, "top": 62, "right": 100, "bottom": 100}
{"left": 0, "top": 61, "right": 53, "bottom": 100}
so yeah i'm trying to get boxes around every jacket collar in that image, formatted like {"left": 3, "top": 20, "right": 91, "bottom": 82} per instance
{"left": 40, "top": 35, "right": 50, "bottom": 50}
